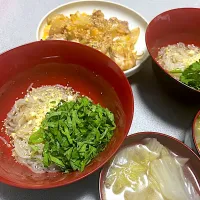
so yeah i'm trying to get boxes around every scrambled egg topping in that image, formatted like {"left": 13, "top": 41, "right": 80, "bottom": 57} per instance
{"left": 42, "top": 10, "right": 140, "bottom": 71}
{"left": 10, "top": 85, "right": 77, "bottom": 138}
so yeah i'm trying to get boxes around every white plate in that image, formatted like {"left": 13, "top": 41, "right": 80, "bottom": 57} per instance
{"left": 36, "top": 0, "right": 149, "bottom": 78}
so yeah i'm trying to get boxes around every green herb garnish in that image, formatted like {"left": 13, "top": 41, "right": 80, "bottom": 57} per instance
{"left": 169, "top": 69, "right": 183, "bottom": 73}
{"left": 180, "top": 61, "right": 200, "bottom": 90}
{"left": 30, "top": 145, "right": 39, "bottom": 156}
{"left": 29, "top": 97, "right": 116, "bottom": 172}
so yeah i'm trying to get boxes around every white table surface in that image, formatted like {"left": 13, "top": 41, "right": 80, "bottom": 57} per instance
{"left": 0, "top": 0, "right": 199, "bottom": 199}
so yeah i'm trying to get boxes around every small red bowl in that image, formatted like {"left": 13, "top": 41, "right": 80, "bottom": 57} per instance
{"left": 0, "top": 40, "right": 133, "bottom": 189}
{"left": 193, "top": 111, "right": 200, "bottom": 155}
{"left": 145, "top": 8, "right": 200, "bottom": 102}
{"left": 99, "top": 132, "right": 200, "bottom": 199}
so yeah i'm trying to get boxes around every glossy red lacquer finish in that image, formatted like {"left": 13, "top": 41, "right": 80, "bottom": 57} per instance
{"left": 193, "top": 111, "right": 200, "bottom": 155}
{"left": 145, "top": 8, "right": 200, "bottom": 96}
{"left": 0, "top": 40, "right": 133, "bottom": 189}
{"left": 99, "top": 132, "right": 200, "bottom": 200}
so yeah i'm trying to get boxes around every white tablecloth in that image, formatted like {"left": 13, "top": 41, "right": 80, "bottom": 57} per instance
{"left": 0, "top": 0, "right": 199, "bottom": 199}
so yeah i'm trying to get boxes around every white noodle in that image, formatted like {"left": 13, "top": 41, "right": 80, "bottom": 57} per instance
{"left": 0, "top": 136, "right": 11, "bottom": 147}
{"left": 5, "top": 85, "right": 79, "bottom": 173}
{"left": 26, "top": 83, "right": 34, "bottom": 92}
{"left": 157, "top": 43, "right": 200, "bottom": 79}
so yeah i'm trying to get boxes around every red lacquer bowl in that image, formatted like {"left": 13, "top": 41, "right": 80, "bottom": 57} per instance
{"left": 0, "top": 41, "right": 133, "bottom": 189}
{"left": 99, "top": 132, "right": 200, "bottom": 199}
{"left": 193, "top": 111, "right": 200, "bottom": 155}
{"left": 145, "top": 8, "right": 200, "bottom": 101}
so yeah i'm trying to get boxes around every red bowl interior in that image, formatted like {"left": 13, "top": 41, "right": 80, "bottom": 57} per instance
{"left": 99, "top": 132, "right": 200, "bottom": 199}
{"left": 145, "top": 8, "right": 200, "bottom": 92}
{"left": 192, "top": 111, "right": 200, "bottom": 155}
{"left": 0, "top": 40, "right": 133, "bottom": 189}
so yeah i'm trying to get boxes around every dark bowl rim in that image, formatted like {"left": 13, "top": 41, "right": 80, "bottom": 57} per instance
{"left": 99, "top": 131, "right": 200, "bottom": 200}
{"left": 145, "top": 7, "right": 200, "bottom": 94}
{"left": 192, "top": 110, "right": 200, "bottom": 155}
{"left": 0, "top": 40, "right": 134, "bottom": 189}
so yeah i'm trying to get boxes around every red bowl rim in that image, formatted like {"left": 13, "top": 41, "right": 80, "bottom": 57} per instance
{"left": 99, "top": 131, "right": 200, "bottom": 200}
{"left": 0, "top": 40, "right": 134, "bottom": 189}
{"left": 145, "top": 7, "right": 200, "bottom": 94}
{"left": 192, "top": 110, "right": 200, "bottom": 155}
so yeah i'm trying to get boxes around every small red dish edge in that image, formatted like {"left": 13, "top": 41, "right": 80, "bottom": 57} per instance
{"left": 192, "top": 111, "right": 200, "bottom": 155}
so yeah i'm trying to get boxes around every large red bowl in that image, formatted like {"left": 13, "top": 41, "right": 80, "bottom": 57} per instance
{"left": 145, "top": 8, "right": 200, "bottom": 102}
{"left": 0, "top": 40, "right": 133, "bottom": 189}
{"left": 99, "top": 132, "right": 200, "bottom": 199}
{"left": 193, "top": 111, "right": 200, "bottom": 155}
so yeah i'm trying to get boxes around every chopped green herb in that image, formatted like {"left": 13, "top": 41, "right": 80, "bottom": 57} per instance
{"left": 30, "top": 145, "right": 39, "bottom": 156}
{"left": 29, "top": 130, "right": 44, "bottom": 144}
{"left": 180, "top": 61, "right": 200, "bottom": 90}
{"left": 169, "top": 69, "right": 183, "bottom": 73}
{"left": 50, "top": 155, "right": 65, "bottom": 168}
{"left": 29, "top": 97, "right": 116, "bottom": 172}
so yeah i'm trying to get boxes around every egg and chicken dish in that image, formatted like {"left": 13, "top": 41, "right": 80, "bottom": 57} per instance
{"left": 42, "top": 10, "right": 141, "bottom": 71}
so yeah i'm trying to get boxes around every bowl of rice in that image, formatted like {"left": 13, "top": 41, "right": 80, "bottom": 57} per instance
{"left": 145, "top": 8, "right": 200, "bottom": 101}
